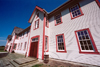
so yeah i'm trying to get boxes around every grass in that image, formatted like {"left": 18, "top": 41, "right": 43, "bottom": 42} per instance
{"left": 0, "top": 46, "right": 7, "bottom": 52}
{"left": 32, "top": 64, "right": 71, "bottom": 67}
{"left": 32, "top": 64, "right": 43, "bottom": 67}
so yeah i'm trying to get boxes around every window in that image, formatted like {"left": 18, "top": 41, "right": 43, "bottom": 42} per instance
{"left": 95, "top": 0, "right": 100, "bottom": 7}
{"left": 34, "top": 19, "right": 39, "bottom": 30}
{"left": 56, "top": 34, "right": 66, "bottom": 52}
{"left": 18, "top": 43, "right": 20, "bottom": 50}
{"left": 16, "top": 35, "right": 19, "bottom": 39}
{"left": 45, "top": 36, "right": 49, "bottom": 52}
{"left": 75, "top": 28, "right": 99, "bottom": 54}
{"left": 32, "top": 37, "right": 38, "bottom": 42}
{"left": 13, "top": 44, "right": 17, "bottom": 49}
{"left": 24, "top": 42, "right": 27, "bottom": 50}
{"left": 69, "top": 3, "right": 84, "bottom": 19}
{"left": 55, "top": 13, "right": 63, "bottom": 26}
{"left": 20, "top": 43, "right": 22, "bottom": 50}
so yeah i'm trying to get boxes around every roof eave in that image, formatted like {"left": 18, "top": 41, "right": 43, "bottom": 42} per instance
{"left": 28, "top": 6, "right": 47, "bottom": 23}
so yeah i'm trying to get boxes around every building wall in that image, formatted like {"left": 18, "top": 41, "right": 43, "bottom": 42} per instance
{"left": 49, "top": 0, "right": 100, "bottom": 66}
{"left": 14, "top": 32, "right": 29, "bottom": 55}
{"left": 27, "top": 11, "right": 44, "bottom": 59}
{"left": 6, "top": 35, "right": 15, "bottom": 52}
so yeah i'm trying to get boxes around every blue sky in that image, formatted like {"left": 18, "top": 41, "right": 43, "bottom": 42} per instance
{"left": 0, "top": 0, "right": 67, "bottom": 46}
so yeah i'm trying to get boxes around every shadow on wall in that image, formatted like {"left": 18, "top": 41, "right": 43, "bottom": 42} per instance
{"left": 0, "top": 53, "right": 9, "bottom": 58}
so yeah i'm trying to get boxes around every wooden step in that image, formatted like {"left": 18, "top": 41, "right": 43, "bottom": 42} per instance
{"left": 10, "top": 60, "right": 19, "bottom": 67}
{"left": 13, "top": 57, "right": 37, "bottom": 65}
{"left": 10, "top": 57, "right": 38, "bottom": 67}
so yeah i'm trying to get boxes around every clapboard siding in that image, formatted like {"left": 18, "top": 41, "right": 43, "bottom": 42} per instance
{"left": 49, "top": 0, "right": 100, "bottom": 66}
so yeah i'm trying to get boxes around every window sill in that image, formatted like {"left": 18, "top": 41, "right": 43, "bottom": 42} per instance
{"left": 56, "top": 50, "right": 67, "bottom": 53}
{"left": 33, "top": 28, "right": 39, "bottom": 30}
{"left": 79, "top": 51, "right": 99, "bottom": 54}
{"left": 55, "top": 22, "right": 63, "bottom": 26}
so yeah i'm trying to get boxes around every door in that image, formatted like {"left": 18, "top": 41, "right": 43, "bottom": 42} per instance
{"left": 30, "top": 42, "right": 38, "bottom": 58}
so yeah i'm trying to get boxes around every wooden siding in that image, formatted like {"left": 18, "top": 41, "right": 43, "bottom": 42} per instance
{"left": 49, "top": 0, "right": 100, "bottom": 66}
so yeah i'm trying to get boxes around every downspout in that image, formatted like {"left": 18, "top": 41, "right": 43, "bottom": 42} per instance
{"left": 42, "top": 14, "right": 46, "bottom": 60}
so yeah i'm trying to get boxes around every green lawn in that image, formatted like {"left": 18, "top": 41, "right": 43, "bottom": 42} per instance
{"left": 0, "top": 46, "right": 7, "bottom": 52}
{"left": 32, "top": 64, "right": 43, "bottom": 67}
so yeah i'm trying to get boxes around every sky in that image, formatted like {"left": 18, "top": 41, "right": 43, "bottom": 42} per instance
{"left": 0, "top": 0, "right": 68, "bottom": 46}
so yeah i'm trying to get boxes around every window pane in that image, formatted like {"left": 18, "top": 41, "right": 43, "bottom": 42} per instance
{"left": 80, "top": 41, "right": 83, "bottom": 45}
{"left": 78, "top": 32, "right": 80, "bottom": 36}
{"left": 87, "top": 40, "right": 91, "bottom": 44}
{"left": 81, "top": 46, "right": 85, "bottom": 50}
{"left": 81, "top": 31, "right": 84, "bottom": 35}
{"left": 84, "top": 30, "right": 87, "bottom": 35}
{"left": 82, "top": 36, "right": 85, "bottom": 40}
{"left": 86, "top": 35, "right": 89, "bottom": 39}
{"left": 89, "top": 45, "right": 93, "bottom": 50}
{"left": 85, "top": 46, "right": 88, "bottom": 50}
{"left": 77, "top": 10, "right": 81, "bottom": 15}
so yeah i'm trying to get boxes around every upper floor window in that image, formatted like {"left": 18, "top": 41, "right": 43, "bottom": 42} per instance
{"left": 75, "top": 28, "right": 99, "bottom": 54}
{"left": 13, "top": 43, "right": 17, "bottom": 50}
{"left": 16, "top": 35, "right": 19, "bottom": 39}
{"left": 34, "top": 19, "right": 39, "bottom": 30}
{"left": 95, "top": 0, "right": 100, "bottom": 7}
{"left": 69, "top": 3, "right": 84, "bottom": 19}
{"left": 45, "top": 36, "right": 49, "bottom": 52}
{"left": 55, "top": 13, "right": 63, "bottom": 26}
{"left": 56, "top": 34, "right": 66, "bottom": 52}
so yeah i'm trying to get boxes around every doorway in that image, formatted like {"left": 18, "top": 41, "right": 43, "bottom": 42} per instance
{"left": 29, "top": 37, "right": 39, "bottom": 58}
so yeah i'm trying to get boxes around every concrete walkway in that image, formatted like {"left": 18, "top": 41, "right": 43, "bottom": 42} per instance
{"left": 0, "top": 53, "right": 39, "bottom": 67}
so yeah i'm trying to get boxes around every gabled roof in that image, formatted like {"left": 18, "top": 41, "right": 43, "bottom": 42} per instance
{"left": 7, "top": 35, "right": 12, "bottom": 40}
{"left": 18, "top": 25, "right": 30, "bottom": 35}
{"left": 11, "top": 26, "right": 24, "bottom": 35}
{"left": 28, "top": 6, "right": 47, "bottom": 23}
{"left": 28, "top": 0, "right": 74, "bottom": 22}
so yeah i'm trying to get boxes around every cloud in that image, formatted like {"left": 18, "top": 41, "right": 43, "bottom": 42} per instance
{"left": 0, "top": 40, "right": 6, "bottom": 42}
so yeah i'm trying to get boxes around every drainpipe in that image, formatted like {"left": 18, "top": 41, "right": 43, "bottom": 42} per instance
{"left": 42, "top": 14, "right": 46, "bottom": 60}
